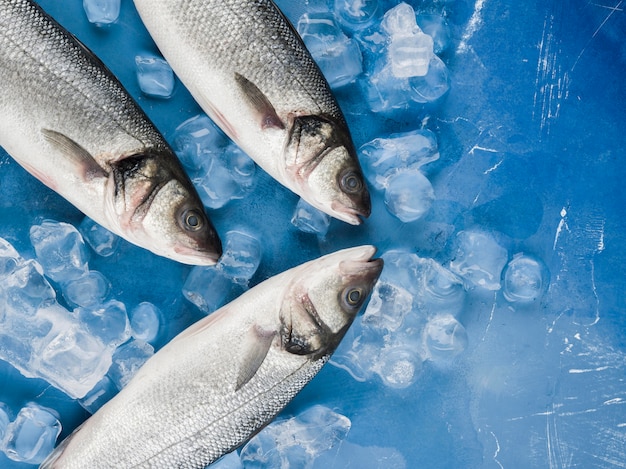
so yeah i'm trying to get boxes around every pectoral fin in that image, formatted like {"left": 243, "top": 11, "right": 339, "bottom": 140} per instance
{"left": 235, "top": 326, "right": 276, "bottom": 391}
{"left": 234, "top": 73, "right": 285, "bottom": 130}
{"left": 42, "top": 129, "right": 107, "bottom": 180}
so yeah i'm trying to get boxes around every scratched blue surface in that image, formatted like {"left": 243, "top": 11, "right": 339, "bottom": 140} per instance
{"left": 1, "top": 0, "right": 625, "bottom": 467}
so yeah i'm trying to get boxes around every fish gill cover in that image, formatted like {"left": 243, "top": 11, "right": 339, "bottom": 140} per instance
{"left": 0, "top": 0, "right": 625, "bottom": 467}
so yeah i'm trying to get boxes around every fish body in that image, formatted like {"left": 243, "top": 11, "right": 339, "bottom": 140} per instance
{"left": 0, "top": 0, "right": 221, "bottom": 265}
{"left": 132, "top": 0, "right": 371, "bottom": 225}
{"left": 41, "top": 245, "right": 383, "bottom": 468}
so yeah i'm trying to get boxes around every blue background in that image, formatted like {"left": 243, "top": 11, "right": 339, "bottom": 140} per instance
{"left": 1, "top": 0, "right": 625, "bottom": 467}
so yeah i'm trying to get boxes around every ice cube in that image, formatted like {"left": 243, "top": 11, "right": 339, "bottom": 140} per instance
{"left": 217, "top": 230, "right": 262, "bottom": 283}
{"left": 0, "top": 237, "right": 22, "bottom": 278}
{"left": 79, "top": 217, "right": 119, "bottom": 258}
{"left": 78, "top": 376, "right": 118, "bottom": 414}
{"left": 2, "top": 403, "right": 61, "bottom": 464}
{"left": 417, "top": 14, "right": 451, "bottom": 55}
{"left": 373, "top": 344, "right": 422, "bottom": 389}
{"left": 171, "top": 114, "right": 227, "bottom": 173}
{"left": 359, "top": 129, "right": 439, "bottom": 190}
{"left": 226, "top": 145, "right": 256, "bottom": 188}
{"left": 83, "top": 0, "right": 120, "bottom": 26}
{"left": 329, "top": 319, "right": 381, "bottom": 382}
{"left": 291, "top": 198, "right": 331, "bottom": 236}
{"left": 384, "top": 170, "right": 435, "bottom": 222}
{"left": 362, "top": 281, "right": 413, "bottom": 332}
{"left": 135, "top": 55, "right": 175, "bottom": 99}
{"left": 448, "top": 230, "right": 508, "bottom": 290}
{"left": 129, "top": 302, "right": 162, "bottom": 344}
{"left": 5, "top": 259, "right": 56, "bottom": 316}
{"left": 63, "top": 270, "right": 111, "bottom": 308}
{"left": 502, "top": 253, "right": 549, "bottom": 304}
{"left": 239, "top": 405, "right": 351, "bottom": 467}
{"left": 30, "top": 220, "right": 89, "bottom": 284}
{"left": 413, "top": 258, "right": 466, "bottom": 317}
{"left": 408, "top": 55, "right": 451, "bottom": 103}
{"left": 381, "top": 3, "right": 434, "bottom": 78}
{"left": 108, "top": 339, "right": 154, "bottom": 390}
{"left": 333, "top": 0, "right": 380, "bottom": 32}
{"left": 76, "top": 300, "right": 131, "bottom": 346}
{"left": 297, "top": 12, "right": 363, "bottom": 88}
{"left": 423, "top": 314, "right": 468, "bottom": 362}
{"left": 33, "top": 305, "right": 114, "bottom": 399}
{"left": 182, "top": 265, "right": 243, "bottom": 314}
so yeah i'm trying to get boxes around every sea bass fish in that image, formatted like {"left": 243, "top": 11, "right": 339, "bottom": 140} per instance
{"left": 0, "top": 0, "right": 222, "bottom": 265}
{"left": 132, "top": 0, "right": 371, "bottom": 225}
{"left": 41, "top": 245, "right": 383, "bottom": 468}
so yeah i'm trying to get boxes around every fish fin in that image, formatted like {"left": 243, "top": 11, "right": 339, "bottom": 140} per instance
{"left": 235, "top": 326, "right": 275, "bottom": 391}
{"left": 234, "top": 73, "right": 285, "bottom": 130}
{"left": 41, "top": 129, "right": 107, "bottom": 180}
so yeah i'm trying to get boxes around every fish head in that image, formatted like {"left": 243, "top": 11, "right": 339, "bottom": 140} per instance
{"left": 133, "top": 177, "right": 222, "bottom": 265}
{"left": 286, "top": 115, "right": 371, "bottom": 225}
{"left": 279, "top": 245, "right": 383, "bottom": 359}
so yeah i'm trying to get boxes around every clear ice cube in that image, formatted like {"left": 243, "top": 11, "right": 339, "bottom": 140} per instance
{"left": 171, "top": 114, "right": 227, "bottom": 173}
{"left": 83, "top": 0, "right": 120, "bottom": 26}
{"left": 333, "top": 0, "right": 380, "bottom": 32}
{"left": 297, "top": 12, "right": 363, "bottom": 88}
{"left": 76, "top": 300, "right": 131, "bottom": 347}
{"left": 78, "top": 376, "right": 118, "bottom": 414}
{"left": 384, "top": 170, "right": 435, "bottom": 222}
{"left": 373, "top": 344, "right": 422, "bottom": 389}
{"left": 240, "top": 405, "right": 351, "bottom": 468}
{"left": 217, "top": 230, "right": 262, "bottom": 283}
{"left": 79, "top": 217, "right": 119, "bottom": 258}
{"left": 182, "top": 265, "right": 243, "bottom": 314}
{"left": 359, "top": 129, "right": 439, "bottom": 190}
{"left": 502, "top": 253, "right": 549, "bottom": 304}
{"left": 63, "top": 270, "right": 111, "bottom": 308}
{"left": 291, "top": 198, "right": 331, "bottom": 236}
{"left": 135, "top": 55, "right": 175, "bottom": 98}
{"left": 2, "top": 403, "right": 61, "bottom": 464}
{"left": 448, "top": 230, "right": 508, "bottom": 290}
{"left": 362, "top": 280, "right": 413, "bottom": 332}
{"left": 129, "top": 302, "right": 162, "bottom": 344}
{"left": 423, "top": 314, "right": 468, "bottom": 363}
{"left": 108, "top": 339, "right": 154, "bottom": 390}
{"left": 30, "top": 220, "right": 89, "bottom": 284}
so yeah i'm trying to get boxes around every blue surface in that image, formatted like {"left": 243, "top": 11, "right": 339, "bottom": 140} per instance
{"left": 0, "top": 0, "right": 625, "bottom": 467}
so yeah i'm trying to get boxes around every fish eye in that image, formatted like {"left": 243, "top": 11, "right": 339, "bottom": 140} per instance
{"left": 182, "top": 209, "right": 204, "bottom": 232}
{"left": 344, "top": 287, "right": 364, "bottom": 307}
{"left": 340, "top": 171, "right": 363, "bottom": 194}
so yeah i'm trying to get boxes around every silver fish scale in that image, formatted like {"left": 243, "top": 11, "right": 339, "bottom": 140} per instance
{"left": 0, "top": 0, "right": 167, "bottom": 160}
{"left": 165, "top": 0, "right": 344, "bottom": 122}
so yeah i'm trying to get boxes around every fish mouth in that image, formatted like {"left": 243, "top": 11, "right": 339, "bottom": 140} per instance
{"left": 338, "top": 245, "right": 384, "bottom": 282}
{"left": 173, "top": 245, "right": 222, "bottom": 265}
{"left": 331, "top": 202, "right": 371, "bottom": 226}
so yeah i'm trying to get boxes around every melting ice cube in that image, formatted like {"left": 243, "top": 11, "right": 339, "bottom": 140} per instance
{"left": 333, "top": 0, "right": 380, "bottom": 32}
{"left": 291, "top": 198, "right": 331, "bottom": 236}
{"left": 30, "top": 220, "right": 89, "bottom": 285}
{"left": 171, "top": 114, "right": 227, "bottom": 172}
{"left": 423, "top": 314, "right": 468, "bottom": 363}
{"left": 76, "top": 300, "right": 131, "bottom": 347}
{"left": 381, "top": 3, "right": 434, "bottom": 78}
{"left": 359, "top": 129, "right": 439, "bottom": 190}
{"left": 384, "top": 170, "right": 435, "bottom": 222}
{"left": 502, "top": 253, "right": 549, "bottom": 303}
{"left": 63, "top": 270, "right": 111, "bottom": 308}
{"left": 108, "top": 339, "right": 154, "bottom": 390}
{"left": 297, "top": 12, "right": 363, "bottom": 88}
{"left": 2, "top": 403, "right": 61, "bottom": 464}
{"left": 79, "top": 217, "right": 119, "bottom": 258}
{"left": 448, "top": 230, "right": 508, "bottom": 290}
{"left": 183, "top": 265, "right": 243, "bottom": 314}
{"left": 239, "top": 405, "right": 351, "bottom": 467}
{"left": 129, "top": 302, "right": 162, "bottom": 344}
{"left": 135, "top": 55, "right": 175, "bottom": 99}
{"left": 217, "top": 230, "right": 262, "bottom": 284}
{"left": 83, "top": 0, "right": 120, "bottom": 26}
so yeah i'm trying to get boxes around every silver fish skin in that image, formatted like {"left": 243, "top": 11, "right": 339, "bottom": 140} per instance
{"left": 0, "top": 0, "right": 222, "bottom": 265}
{"left": 132, "top": 0, "right": 371, "bottom": 225}
{"left": 40, "top": 245, "right": 383, "bottom": 468}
